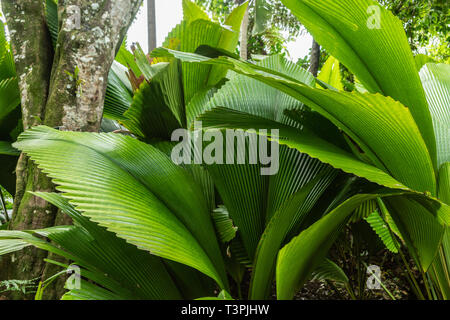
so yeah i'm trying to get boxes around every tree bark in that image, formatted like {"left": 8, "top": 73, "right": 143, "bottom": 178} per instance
{"left": 0, "top": 0, "right": 142, "bottom": 300}
{"left": 147, "top": 0, "right": 157, "bottom": 52}
{"left": 309, "top": 39, "right": 320, "bottom": 77}
{"left": 0, "top": 0, "right": 58, "bottom": 300}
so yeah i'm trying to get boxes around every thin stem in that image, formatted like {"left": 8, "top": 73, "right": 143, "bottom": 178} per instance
{"left": 420, "top": 267, "right": 433, "bottom": 300}
{"left": 430, "top": 264, "right": 445, "bottom": 299}
{"left": 438, "top": 245, "right": 450, "bottom": 293}
{"left": 42, "top": 270, "right": 67, "bottom": 289}
{"left": 362, "top": 261, "right": 396, "bottom": 300}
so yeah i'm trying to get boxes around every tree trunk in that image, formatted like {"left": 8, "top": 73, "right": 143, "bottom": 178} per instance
{"left": 309, "top": 39, "right": 321, "bottom": 77}
{"left": 147, "top": 0, "right": 157, "bottom": 52}
{"left": 0, "top": 0, "right": 142, "bottom": 300}
{"left": 236, "top": 0, "right": 249, "bottom": 60}
{"left": 0, "top": 0, "right": 57, "bottom": 300}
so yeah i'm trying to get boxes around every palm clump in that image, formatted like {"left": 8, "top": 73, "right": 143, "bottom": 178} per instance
{"left": 0, "top": 0, "right": 448, "bottom": 300}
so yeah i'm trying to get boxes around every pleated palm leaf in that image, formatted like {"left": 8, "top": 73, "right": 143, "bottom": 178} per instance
{"left": 1, "top": 1, "right": 239, "bottom": 299}
{"left": 0, "top": 192, "right": 215, "bottom": 300}
{"left": 5, "top": 91, "right": 350, "bottom": 300}
{"left": 5, "top": 127, "right": 230, "bottom": 296}
{"left": 1, "top": 0, "right": 448, "bottom": 301}
{"left": 186, "top": 54, "right": 361, "bottom": 300}
{"left": 149, "top": 0, "right": 450, "bottom": 299}
{"left": 120, "top": 0, "right": 249, "bottom": 141}
{"left": 108, "top": 1, "right": 356, "bottom": 299}
{"left": 0, "top": 1, "right": 355, "bottom": 300}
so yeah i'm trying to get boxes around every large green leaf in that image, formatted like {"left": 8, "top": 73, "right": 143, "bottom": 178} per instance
{"left": 45, "top": 0, "right": 58, "bottom": 47}
{"left": 162, "top": 2, "right": 247, "bottom": 106}
{"left": 196, "top": 55, "right": 326, "bottom": 262}
{"left": 429, "top": 163, "right": 450, "bottom": 299}
{"left": 429, "top": 228, "right": 450, "bottom": 300}
{"left": 276, "top": 194, "right": 377, "bottom": 299}
{"left": 123, "top": 1, "right": 247, "bottom": 141}
{"left": 0, "top": 22, "right": 16, "bottom": 80}
{"left": 35, "top": 192, "right": 185, "bottom": 299}
{"left": 419, "top": 63, "right": 450, "bottom": 167}
{"left": 250, "top": 168, "right": 336, "bottom": 299}
{"left": 279, "top": 89, "right": 437, "bottom": 195}
{"left": 182, "top": 0, "right": 210, "bottom": 22}
{"left": 103, "top": 62, "right": 134, "bottom": 120}
{"left": 253, "top": 0, "right": 271, "bottom": 35}
{"left": 439, "top": 163, "right": 450, "bottom": 205}
{"left": 13, "top": 126, "right": 228, "bottom": 289}
{"left": 206, "top": 157, "right": 267, "bottom": 261}
{"left": 281, "top": 0, "right": 436, "bottom": 166}
{"left": 123, "top": 71, "right": 183, "bottom": 141}
{"left": 197, "top": 106, "right": 408, "bottom": 191}
{"left": 152, "top": 48, "right": 436, "bottom": 195}
{"left": 0, "top": 224, "right": 180, "bottom": 300}
{"left": 0, "top": 78, "right": 20, "bottom": 122}
{"left": 0, "top": 229, "right": 73, "bottom": 260}
{"left": 179, "top": 19, "right": 233, "bottom": 103}
{"left": 386, "top": 197, "right": 445, "bottom": 271}
{"left": 275, "top": 191, "right": 426, "bottom": 299}
{"left": 200, "top": 55, "right": 315, "bottom": 126}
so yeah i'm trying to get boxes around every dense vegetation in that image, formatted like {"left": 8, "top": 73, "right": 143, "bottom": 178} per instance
{"left": 0, "top": 0, "right": 448, "bottom": 300}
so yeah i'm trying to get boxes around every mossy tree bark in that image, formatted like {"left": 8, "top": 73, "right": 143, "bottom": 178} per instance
{"left": 0, "top": 0, "right": 142, "bottom": 300}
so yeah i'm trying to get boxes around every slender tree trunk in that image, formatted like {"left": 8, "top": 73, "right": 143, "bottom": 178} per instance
{"left": 309, "top": 39, "right": 321, "bottom": 77}
{"left": 0, "top": 0, "right": 57, "bottom": 300}
{"left": 0, "top": 0, "right": 142, "bottom": 300}
{"left": 236, "top": 0, "right": 249, "bottom": 60}
{"left": 147, "top": 0, "right": 157, "bottom": 52}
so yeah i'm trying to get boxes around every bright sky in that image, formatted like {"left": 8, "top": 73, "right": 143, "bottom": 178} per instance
{"left": 127, "top": 0, "right": 312, "bottom": 62}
